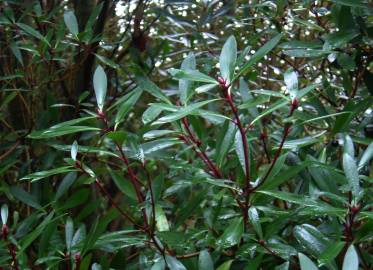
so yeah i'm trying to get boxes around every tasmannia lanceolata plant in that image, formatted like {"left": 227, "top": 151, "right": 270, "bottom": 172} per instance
{"left": 1, "top": 1, "right": 373, "bottom": 270}
{"left": 9, "top": 34, "right": 373, "bottom": 269}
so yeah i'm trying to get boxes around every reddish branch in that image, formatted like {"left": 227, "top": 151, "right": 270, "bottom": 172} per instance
{"left": 218, "top": 77, "right": 252, "bottom": 230}
{"left": 2, "top": 225, "right": 19, "bottom": 270}
{"left": 179, "top": 118, "right": 246, "bottom": 211}
{"left": 96, "top": 110, "right": 167, "bottom": 258}
{"left": 252, "top": 98, "right": 298, "bottom": 192}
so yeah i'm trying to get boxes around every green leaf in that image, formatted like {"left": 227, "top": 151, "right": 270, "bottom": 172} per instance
{"left": 319, "top": 242, "right": 345, "bottom": 263}
{"left": 93, "top": 65, "right": 107, "bottom": 111}
{"left": 142, "top": 105, "right": 165, "bottom": 124}
{"left": 165, "top": 256, "right": 187, "bottom": 270}
{"left": 135, "top": 75, "right": 171, "bottom": 104}
{"left": 169, "top": 68, "right": 218, "bottom": 84}
{"left": 220, "top": 35, "right": 237, "bottom": 83}
{"left": 342, "top": 245, "right": 359, "bottom": 270}
{"left": 143, "top": 130, "right": 176, "bottom": 140}
{"left": 343, "top": 134, "right": 355, "bottom": 157}
{"left": 248, "top": 207, "right": 263, "bottom": 239}
{"left": 108, "top": 168, "right": 137, "bottom": 200}
{"left": 65, "top": 217, "right": 74, "bottom": 252}
{"left": 55, "top": 172, "right": 77, "bottom": 200}
{"left": 216, "top": 121, "right": 236, "bottom": 167}
{"left": 235, "top": 130, "right": 246, "bottom": 173}
{"left": 293, "top": 17, "right": 324, "bottom": 32}
{"left": 21, "top": 166, "right": 76, "bottom": 182}
{"left": 250, "top": 100, "right": 288, "bottom": 126}
{"left": 284, "top": 70, "right": 298, "bottom": 98}
{"left": 298, "top": 253, "right": 319, "bottom": 270}
{"left": 283, "top": 49, "right": 333, "bottom": 58}
{"left": 216, "top": 260, "right": 233, "bottom": 270}
{"left": 16, "top": 23, "right": 50, "bottom": 46}
{"left": 1, "top": 204, "right": 8, "bottom": 225}
{"left": 358, "top": 143, "right": 373, "bottom": 169}
{"left": 196, "top": 83, "right": 217, "bottom": 94}
{"left": 198, "top": 249, "right": 214, "bottom": 270}
{"left": 218, "top": 218, "right": 243, "bottom": 248}
{"left": 63, "top": 10, "right": 79, "bottom": 36}
{"left": 10, "top": 43, "right": 23, "bottom": 66}
{"left": 115, "top": 89, "right": 143, "bottom": 127}
{"left": 180, "top": 52, "right": 196, "bottom": 104}
{"left": 71, "top": 140, "right": 78, "bottom": 161}
{"left": 343, "top": 153, "right": 360, "bottom": 200}
{"left": 332, "top": 0, "right": 368, "bottom": 8}
{"left": 28, "top": 126, "right": 101, "bottom": 139}
{"left": 235, "top": 33, "right": 282, "bottom": 80}
{"left": 294, "top": 225, "right": 327, "bottom": 257}
{"left": 153, "top": 99, "right": 220, "bottom": 125}
{"left": 19, "top": 212, "right": 55, "bottom": 254}
{"left": 155, "top": 205, "right": 170, "bottom": 232}
{"left": 95, "top": 54, "right": 120, "bottom": 69}
{"left": 10, "top": 186, "right": 41, "bottom": 210}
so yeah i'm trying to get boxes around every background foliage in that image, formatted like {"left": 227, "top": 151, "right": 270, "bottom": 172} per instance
{"left": 1, "top": 0, "right": 373, "bottom": 269}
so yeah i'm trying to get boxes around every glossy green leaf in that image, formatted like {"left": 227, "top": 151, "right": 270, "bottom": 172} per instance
{"left": 332, "top": 0, "right": 368, "bottom": 8}
{"left": 136, "top": 75, "right": 171, "bottom": 104}
{"left": 343, "top": 153, "right": 360, "bottom": 200}
{"left": 235, "top": 33, "right": 282, "bottom": 80}
{"left": 220, "top": 35, "right": 237, "bottom": 83}
{"left": 28, "top": 126, "right": 101, "bottom": 139}
{"left": 298, "top": 253, "right": 319, "bottom": 270}
{"left": 216, "top": 260, "right": 233, "bottom": 270}
{"left": 21, "top": 166, "right": 76, "bottom": 182}
{"left": 1, "top": 204, "right": 8, "bottom": 225}
{"left": 19, "top": 212, "right": 55, "bottom": 254}
{"left": 218, "top": 218, "right": 243, "bottom": 248}
{"left": 63, "top": 10, "right": 79, "bottom": 36}
{"left": 153, "top": 99, "right": 220, "bottom": 125}
{"left": 16, "top": 23, "right": 50, "bottom": 46}
{"left": 65, "top": 217, "right": 74, "bottom": 252}
{"left": 196, "top": 83, "right": 217, "bottom": 94}
{"left": 169, "top": 68, "right": 218, "bottom": 84}
{"left": 358, "top": 143, "right": 373, "bottom": 169}
{"left": 248, "top": 207, "right": 263, "bottom": 239}
{"left": 342, "top": 245, "right": 359, "bottom": 270}
{"left": 115, "top": 89, "right": 143, "bottom": 127}
{"left": 165, "top": 256, "right": 187, "bottom": 270}
{"left": 71, "top": 140, "right": 78, "bottom": 161}
{"left": 180, "top": 52, "right": 196, "bottom": 104}
{"left": 108, "top": 168, "right": 137, "bottom": 200}
{"left": 155, "top": 205, "right": 170, "bottom": 232}
{"left": 198, "top": 249, "right": 214, "bottom": 270}
{"left": 9, "top": 186, "right": 41, "bottom": 209}
{"left": 55, "top": 172, "right": 77, "bottom": 200}
{"left": 93, "top": 65, "right": 107, "bottom": 111}
{"left": 216, "top": 121, "right": 236, "bottom": 167}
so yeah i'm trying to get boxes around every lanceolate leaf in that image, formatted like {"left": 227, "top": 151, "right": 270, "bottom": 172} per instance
{"left": 234, "top": 33, "right": 282, "bottom": 80}
{"left": 179, "top": 52, "right": 196, "bottom": 104}
{"left": 198, "top": 250, "right": 214, "bottom": 270}
{"left": 169, "top": 68, "right": 218, "bottom": 84}
{"left": 343, "top": 153, "right": 360, "bottom": 200}
{"left": 220, "top": 35, "right": 237, "bottom": 83}
{"left": 342, "top": 245, "right": 359, "bottom": 270}
{"left": 93, "top": 65, "right": 107, "bottom": 111}
{"left": 298, "top": 253, "right": 319, "bottom": 270}
{"left": 21, "top": 166, "right": 77, "bottom": 182}
{"left": 63, "top": 10, "right": 79, "bottom": 36}
{"left": 218, "top": 218, "right": 244, "bottom": 248}
{"left": 153, "top": 99, "right": 220, "bottom": 125}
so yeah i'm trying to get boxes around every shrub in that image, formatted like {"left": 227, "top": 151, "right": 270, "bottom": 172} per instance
{"left": 1, "top": 0, "right": 373, "bottom": 269}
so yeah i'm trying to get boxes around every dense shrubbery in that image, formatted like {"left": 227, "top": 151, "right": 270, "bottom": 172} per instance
{"left": 1, "top": 0, "right": 373, "bottom": 269}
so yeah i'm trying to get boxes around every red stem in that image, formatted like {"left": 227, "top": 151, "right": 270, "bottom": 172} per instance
{"left": 252, "top": 99, "right": 298, "bottom": 192}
